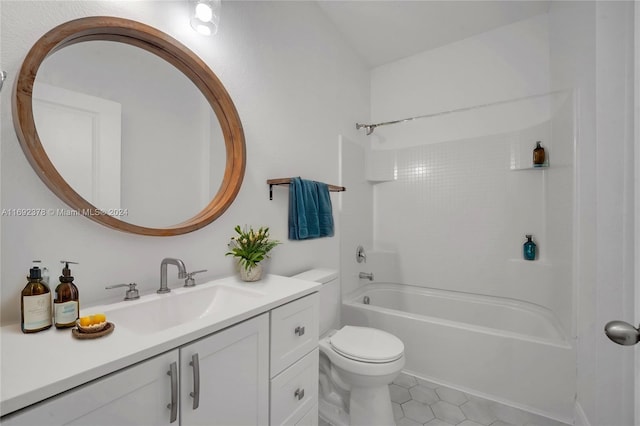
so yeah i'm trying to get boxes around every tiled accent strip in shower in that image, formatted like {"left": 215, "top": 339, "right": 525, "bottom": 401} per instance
{"left": 320, "top": 372, "right": 571, "bottom": 426}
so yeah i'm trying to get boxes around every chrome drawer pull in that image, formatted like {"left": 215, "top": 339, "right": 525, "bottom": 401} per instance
{"left": 294, "top": 326, "right": 305, "bottom": 336}
{"left": 190, "top": 353, "right": 200, "bottom": 410}
{"left": 167, "top": 362, "right": 178, "bottom": 423}
{"left": 294, "top": 388, "right": 305, "bottom": 400}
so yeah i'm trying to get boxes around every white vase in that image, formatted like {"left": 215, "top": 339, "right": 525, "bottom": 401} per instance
{"left": 239, "top": 263, "right": 263, "bottom": 282}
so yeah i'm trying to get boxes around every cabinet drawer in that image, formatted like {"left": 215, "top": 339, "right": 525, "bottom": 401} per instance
{"left": 295, "top": 404, "right": 318, "bottom": 426}
{"left": 270, "top": 293, "right": 319, "bottom": 376}
{"left": 270, "top": 349, "right": 319, "bottom": 426}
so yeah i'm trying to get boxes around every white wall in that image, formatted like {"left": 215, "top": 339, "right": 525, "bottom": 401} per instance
{"left": 370, "top": 14, "right": 551, "bottom": 149}
{"left": 549, "top": 1, "right": 636, "bottom": 425}
{"left": 548, "top": 3, "right": 597, "bottom": 424}
{"left": 338, "top": 135, "right": 373, "bottom": 297}
{"left": 0, "top": 0, "right": 369, "bottom": 324}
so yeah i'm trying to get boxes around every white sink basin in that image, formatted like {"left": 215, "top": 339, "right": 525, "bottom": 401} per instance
{"left": 104, "top": 284, "right": 265, "bottom": 334}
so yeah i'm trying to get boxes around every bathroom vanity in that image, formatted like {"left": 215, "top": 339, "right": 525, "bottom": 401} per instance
{"left": 0, "top": 275, "right": 320, "bottom": 425}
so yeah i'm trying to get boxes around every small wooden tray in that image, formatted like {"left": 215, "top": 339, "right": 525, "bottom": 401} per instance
{"left": 72, "top": 322, "right": 115, "bottom": 339}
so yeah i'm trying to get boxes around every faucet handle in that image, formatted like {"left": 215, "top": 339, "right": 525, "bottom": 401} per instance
{"left": 184, "top": 270, "right": 207, "bottom": 287}
{"left": 106, "top": 283, "right": 140, "bottom": 301}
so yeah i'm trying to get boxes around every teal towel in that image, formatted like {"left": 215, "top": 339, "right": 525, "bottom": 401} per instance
{"left": 289, "top": 178, "right": 334, "bottom": 240}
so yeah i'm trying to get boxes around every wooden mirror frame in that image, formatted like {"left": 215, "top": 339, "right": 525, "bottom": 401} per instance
{"left": 12, "top": 16, "right": 246, "bottom": 236}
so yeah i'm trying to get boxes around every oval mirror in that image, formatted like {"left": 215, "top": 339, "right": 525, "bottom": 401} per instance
{"left": 12, "top": 16, "right": 246, "bottom": 236}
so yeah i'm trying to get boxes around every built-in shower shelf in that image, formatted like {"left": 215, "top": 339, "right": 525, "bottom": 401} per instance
{"left": 507, "top": 258, "right": 552, "bottom": 266}
{"left": 510, "top": 163, "right": 549, "bottom": 171}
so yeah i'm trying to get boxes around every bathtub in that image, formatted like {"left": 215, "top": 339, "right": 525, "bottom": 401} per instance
{"left": 341, "top": 283, "right": 575, "bottom": 423}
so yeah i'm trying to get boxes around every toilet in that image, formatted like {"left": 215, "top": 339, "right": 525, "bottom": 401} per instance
{"left": 292, "top": 269, "right": 405, "bottom": 426}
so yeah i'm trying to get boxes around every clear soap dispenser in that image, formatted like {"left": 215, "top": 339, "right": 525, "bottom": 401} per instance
{"left": 54, "top": 261, "right": 80, "bottom": 328}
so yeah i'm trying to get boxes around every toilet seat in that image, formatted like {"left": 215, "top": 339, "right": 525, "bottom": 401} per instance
{"left": 329, "top": 326, "right": 404, "bottom": 363}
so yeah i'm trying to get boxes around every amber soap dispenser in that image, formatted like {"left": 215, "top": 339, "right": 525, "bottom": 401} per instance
{"left": 21, "top": 261, "right": 52, "bottom": 333}
{"left": 54, "top": 261, "right": 80, "bottom": 328}
{"left": 533, "top": 141, "right": 546, "bottom": 166}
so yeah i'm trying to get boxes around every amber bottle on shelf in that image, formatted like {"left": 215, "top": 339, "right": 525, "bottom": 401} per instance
{"left": 21, "top": 263, "right": 52, "bottom": 333}
{"left": 54, "top": 261, "right": 79, "bottom": 328}
{"left": 533, "top": 141, "right": 546, "bottom": 166}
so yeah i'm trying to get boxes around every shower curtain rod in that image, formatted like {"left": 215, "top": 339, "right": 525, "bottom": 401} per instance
{"left": 355, "top": 89, "right": 566, "bottom": 135}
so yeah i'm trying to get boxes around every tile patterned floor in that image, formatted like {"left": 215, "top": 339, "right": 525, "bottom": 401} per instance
{"left": 320, "top": 372, "right": 571, "bottom": 426}
{"left": 390, "top": 373, "right": 570, "bottom": 426}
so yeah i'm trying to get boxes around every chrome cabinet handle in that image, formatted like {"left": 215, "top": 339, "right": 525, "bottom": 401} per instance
{"left": 167, "top": 362, "right": 178, "bottom": 423}
{"left": 294, "top": 326, "right": 305, "bottom": 336}
{"left": 189, "top": 353, "right": 200, "bottom": 410}
{"left": 294, "top": 388, "right": 305, "bottom": 400}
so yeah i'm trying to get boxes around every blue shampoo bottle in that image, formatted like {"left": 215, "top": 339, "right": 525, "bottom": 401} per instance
{"left": 523, "top": 235, "right": 537, "bottom": 261}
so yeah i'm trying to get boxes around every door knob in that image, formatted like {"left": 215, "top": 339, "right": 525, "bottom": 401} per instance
{"left": 604, "top": 320, "right": 640, "bottom": 345}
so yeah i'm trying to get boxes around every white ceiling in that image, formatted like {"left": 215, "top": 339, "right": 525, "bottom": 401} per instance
{"left": 316, "top": 1, "right": 551, "bottom": 68}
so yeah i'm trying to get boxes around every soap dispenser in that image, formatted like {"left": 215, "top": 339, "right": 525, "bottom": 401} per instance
{"left": 533, "top": 141, "right": 546, "bottom": 166}
{"left": 21, "top": 261, "right": 52, "bottom": 333}
{"left": 54, "top": 261, "right": 79, "bottom": 328}
{"left": 523, "top": 235, "right": 537, "bottom": 261}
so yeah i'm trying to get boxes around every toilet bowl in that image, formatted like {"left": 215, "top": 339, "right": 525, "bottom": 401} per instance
{"left": 320, "top": 326, "right": 405, "bottom": 426}
{"left": 292, "top": 269, "right": 405, "bottom": 426}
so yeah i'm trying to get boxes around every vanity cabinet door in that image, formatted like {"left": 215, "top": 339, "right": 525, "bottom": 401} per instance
{"left": 2, "top": 350, "right": 179, "bottom": 426}
{"left": 180, "top": 313, "right": 269, "bottom": 426}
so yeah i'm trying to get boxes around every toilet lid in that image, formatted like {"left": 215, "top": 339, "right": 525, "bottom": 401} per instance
{"left": 330, "top": 326, "right": 404, "bottom": 363}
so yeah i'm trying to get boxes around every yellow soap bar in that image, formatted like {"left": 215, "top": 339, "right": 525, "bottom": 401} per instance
{"left": 92, "top": 313, "right": 106, "bottom": 324}
{"left": 79, "top": 313, "right": 107, "bottom": 327}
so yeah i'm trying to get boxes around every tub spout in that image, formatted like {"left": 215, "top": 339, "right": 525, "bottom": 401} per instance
{"left": 359, "top": 272, "right": 374, "bottom": 281}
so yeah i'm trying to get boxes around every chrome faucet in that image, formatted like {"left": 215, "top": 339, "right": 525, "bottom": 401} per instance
{"left": 158, "top": 258, "right": 187, "bottom": 294}
{"left": 359, "top": 272, "right": 374, "bottom": 281}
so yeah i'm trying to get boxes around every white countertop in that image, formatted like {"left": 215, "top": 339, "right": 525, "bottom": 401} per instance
{"left": 0, "top": 274, "right": 320, "bottom": 417}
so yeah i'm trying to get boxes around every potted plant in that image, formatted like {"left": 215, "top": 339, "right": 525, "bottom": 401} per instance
{"left": 226, "top": 225, "right": 281, "bottom": 281}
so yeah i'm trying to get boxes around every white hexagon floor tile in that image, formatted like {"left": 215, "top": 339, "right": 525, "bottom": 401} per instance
{"left": 431, "top": 401, "right": 467, "bottom": 424}
{"left": 401, "top": 400, "right": 435, "bottom": 424}
{"left": 425, "top": 419, "right": 457, "bottom": 426}
{"left": 459, "top": 420, "right": 485, "bottom": 426}
{"left": 390, "top": 383, "right": 412, "bottom": 404}
{"left": 397, "top": 417, "right": 423, "bottom": 426}
{"left": 393, "top": 372, "right": 418, "bottom": 389}
{"left": 460, "top": 399, "right": 498, "bottom": 425}
{"left": 435, "top": 387, "right": 468, "bottom": 406}
{"left": 409, "top": 385, "right": 439, "bottom": 405}
{"left": 392, "top": 402, "right": 404, "bottom": 420}
{"left": 319, "top": 372, "right": 576, "bottom": 426}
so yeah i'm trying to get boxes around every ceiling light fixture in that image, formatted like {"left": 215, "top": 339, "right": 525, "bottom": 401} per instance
{"left": 190, "top": 0, "right": 220, "bottom": 36}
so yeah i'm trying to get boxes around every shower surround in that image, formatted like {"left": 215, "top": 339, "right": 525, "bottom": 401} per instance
{"left": 342, "top": 11, "right": 576, "bottom": 424}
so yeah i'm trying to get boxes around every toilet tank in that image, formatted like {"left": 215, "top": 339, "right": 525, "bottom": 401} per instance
{"left": 292, "top": 268, "right": 339, "bottom": 335}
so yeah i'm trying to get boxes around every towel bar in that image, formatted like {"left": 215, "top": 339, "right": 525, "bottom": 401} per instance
{"left": 267, "top": 178, "right": 346, "bottom": 200}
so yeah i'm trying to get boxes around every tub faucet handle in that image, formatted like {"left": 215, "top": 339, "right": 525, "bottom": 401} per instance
{"left": 356, "top": 245, "right": 367, "bottom": 263}
{"left": 359, "top": 272, "right": 374, "bottom": 281}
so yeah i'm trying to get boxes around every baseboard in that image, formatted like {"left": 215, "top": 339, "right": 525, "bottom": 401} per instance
{"left": 574, "top": 402, "right": 591, "bottom": 426}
